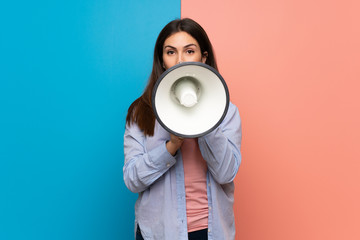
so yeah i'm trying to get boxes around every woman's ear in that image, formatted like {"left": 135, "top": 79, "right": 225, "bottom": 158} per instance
{"left": 202, "top": 51, "right": 208, "bottom": 63}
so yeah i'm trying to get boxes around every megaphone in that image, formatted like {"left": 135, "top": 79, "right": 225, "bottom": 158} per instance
{"left": 152, "top": 62, "right": 229, "bottom": 138}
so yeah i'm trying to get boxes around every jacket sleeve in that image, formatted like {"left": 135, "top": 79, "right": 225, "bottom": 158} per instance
{"left": 198, "top": 102, "right": 242, "bottom": 184}
{"left": 123, "top": 123, "right": 176, "bottom": 193}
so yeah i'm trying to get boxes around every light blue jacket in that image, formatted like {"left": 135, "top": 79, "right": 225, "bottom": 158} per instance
{"left": 123, "top": 102, "right": 242, "bottom": 240}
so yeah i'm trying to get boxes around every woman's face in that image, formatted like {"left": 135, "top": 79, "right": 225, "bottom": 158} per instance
{"left": 162, "top": 31, "right": 207, "bottom": 70}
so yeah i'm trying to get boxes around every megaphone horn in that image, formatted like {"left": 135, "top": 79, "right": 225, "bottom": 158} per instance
{"left": 152, "top": 62, "right": 229, "bottom": 138}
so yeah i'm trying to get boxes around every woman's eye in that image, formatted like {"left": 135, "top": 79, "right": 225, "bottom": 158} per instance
{"left": 186, "top": 50, "right": 195, "bottom": 54}
{"left": 167, "top": 50, "right": 175, "bottom": 55}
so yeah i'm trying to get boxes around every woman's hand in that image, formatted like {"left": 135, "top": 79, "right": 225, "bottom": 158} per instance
{"left": 166, "top": 134, "right": 184, "bottom": 156}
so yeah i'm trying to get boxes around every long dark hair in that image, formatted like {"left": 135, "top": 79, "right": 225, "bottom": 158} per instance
{"left": 126, "top": 18, "right": 218, "bottom": 136}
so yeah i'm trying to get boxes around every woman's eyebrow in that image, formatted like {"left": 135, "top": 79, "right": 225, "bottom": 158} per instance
{"left": 163, "top": 43, "right": 198, "bottom": 49}
{"left": 163, "top": 45, "right": 176, "bottom": 49}
{"left": 183, "top": 43, "right": 198, "bottom": 48}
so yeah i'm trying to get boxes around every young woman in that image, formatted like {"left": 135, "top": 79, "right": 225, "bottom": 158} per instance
{"left": 123, "top": 18, "right": 242, "bottom": 240}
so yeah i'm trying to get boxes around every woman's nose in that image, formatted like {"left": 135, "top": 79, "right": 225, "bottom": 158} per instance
{"left": 177, "top": 54, "right": 183, "bottom": 64}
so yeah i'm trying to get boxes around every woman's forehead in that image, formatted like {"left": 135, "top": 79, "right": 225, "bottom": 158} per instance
{"left": 163, "top": 32, "right": 199, "bottom": 48}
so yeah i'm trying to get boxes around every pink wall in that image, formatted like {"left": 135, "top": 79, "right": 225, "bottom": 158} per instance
{"left": 182, "top": 0, "right": 360, "bottom": 239}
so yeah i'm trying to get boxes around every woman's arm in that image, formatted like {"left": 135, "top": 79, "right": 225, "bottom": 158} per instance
{"left": 123, "top": 123, "right": 177, "bottom": 193}
{"left": 198, "top": 102, "right": 242, "bottom": 184}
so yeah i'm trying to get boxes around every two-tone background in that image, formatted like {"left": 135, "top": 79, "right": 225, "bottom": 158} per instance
{"left": 1, "top": 1, "right": 359, "bottom": 239}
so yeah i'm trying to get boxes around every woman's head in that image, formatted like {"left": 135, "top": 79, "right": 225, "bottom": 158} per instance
{"left": 153, "top": 18, "right": 217, "bottom": 72}
{"left": 143, "top": 18, "right": 217, "bottom": 102}
{"left": 162, "top": 31, "right": 207, "bottom": 69}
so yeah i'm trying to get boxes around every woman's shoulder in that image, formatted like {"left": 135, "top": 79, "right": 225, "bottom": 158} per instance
{"left": 222, "top": 101, "right": 241, "bottom": 124}
{"left": 228, "top": 101, "right": 240, "bottom": 114}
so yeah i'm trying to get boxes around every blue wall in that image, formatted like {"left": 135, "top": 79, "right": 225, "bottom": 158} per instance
{"left": 0, "top": 1, "right": 179, "bottom": 239}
